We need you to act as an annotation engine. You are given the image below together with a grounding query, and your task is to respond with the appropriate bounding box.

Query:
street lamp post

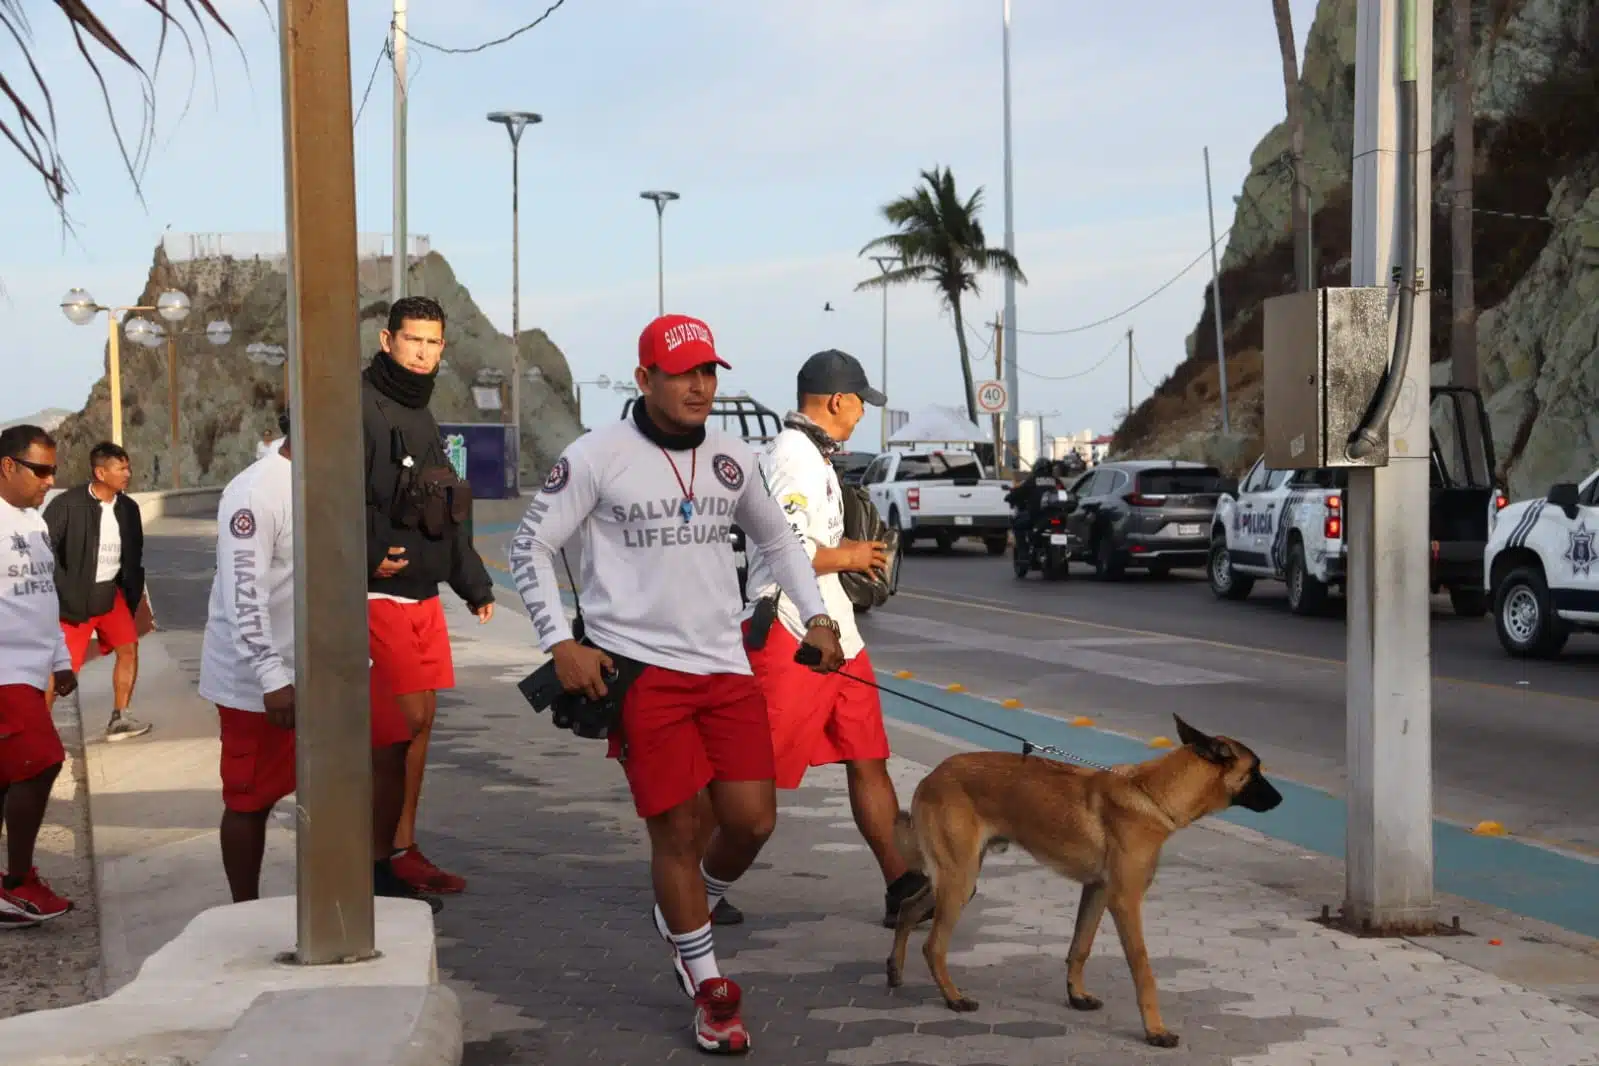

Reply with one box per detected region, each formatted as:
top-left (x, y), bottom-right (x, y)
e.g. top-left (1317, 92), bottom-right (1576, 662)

top-left (639, 191), bottom-right (680, 317)
top-left (62, 288), bottom-right (194, 446)
top-left (487, 110), bottom-right (543, 496)
top-left (869, 254), bottom-right (902, 451)
top-left (247, 343), bottom-right (291, 402)
top-left (125, 311), bottom-right (232, 488)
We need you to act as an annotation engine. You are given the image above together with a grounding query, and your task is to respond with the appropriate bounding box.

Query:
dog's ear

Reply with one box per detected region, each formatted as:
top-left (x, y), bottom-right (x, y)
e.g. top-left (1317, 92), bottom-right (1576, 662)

top-left (1174, 715), bottom-right (1233, 765)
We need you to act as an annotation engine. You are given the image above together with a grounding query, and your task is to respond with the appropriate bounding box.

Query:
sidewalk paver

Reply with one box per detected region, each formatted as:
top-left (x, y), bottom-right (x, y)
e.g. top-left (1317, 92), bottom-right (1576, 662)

top-left (417, 597), bottom-right (1599, 1066)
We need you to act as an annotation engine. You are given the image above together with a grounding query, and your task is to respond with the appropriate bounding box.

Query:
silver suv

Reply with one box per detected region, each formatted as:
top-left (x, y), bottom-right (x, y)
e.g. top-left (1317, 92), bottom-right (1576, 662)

top-left (1065, 460), bottom-right (1229, 578)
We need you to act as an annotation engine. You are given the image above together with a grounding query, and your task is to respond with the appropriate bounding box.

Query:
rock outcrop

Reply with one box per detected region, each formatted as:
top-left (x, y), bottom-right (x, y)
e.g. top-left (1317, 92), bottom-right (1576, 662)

top-left (1116, 0), bottom-right (1599, 498)
top-left (51, 247), bottom-right (584, 492)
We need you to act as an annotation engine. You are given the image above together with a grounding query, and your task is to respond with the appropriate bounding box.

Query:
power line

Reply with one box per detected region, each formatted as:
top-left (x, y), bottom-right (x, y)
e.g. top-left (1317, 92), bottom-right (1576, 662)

top-left (1014, 225), bottom-right (1232, 337)
top-left (1016, 334), bottom-right (1126, 382)
top-left (1130, 335), bottom-right (1160, 390)
top-left (397, 0), bottom-right (568, 55)
top-left (352, 38), bottom-right (390, 128)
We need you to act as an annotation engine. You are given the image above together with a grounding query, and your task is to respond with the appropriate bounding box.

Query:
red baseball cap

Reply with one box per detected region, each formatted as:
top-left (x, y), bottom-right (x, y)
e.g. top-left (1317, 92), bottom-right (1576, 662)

top-left (638, 314), bottom-right (732, 375)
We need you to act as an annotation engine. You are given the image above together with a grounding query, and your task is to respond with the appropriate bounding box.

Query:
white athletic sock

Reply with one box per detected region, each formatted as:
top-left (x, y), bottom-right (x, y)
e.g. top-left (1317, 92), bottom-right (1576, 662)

top-left (702, 862), bottom-right (735, 912)
top-left (670, 921), bottom-right (720, 989)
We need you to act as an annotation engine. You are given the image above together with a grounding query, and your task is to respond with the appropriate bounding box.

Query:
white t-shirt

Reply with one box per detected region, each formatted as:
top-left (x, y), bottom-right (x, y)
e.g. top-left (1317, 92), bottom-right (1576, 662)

top-left (197, 450), bottom-right (295, 712)
top-left (0, 497), bottom-right (72, 689)
top-left (93, 489), bottom-right (122, 583)
top-left (742, 428), bottom-right (865, 660)
top-left (508, 418), bottom-right (830, 676)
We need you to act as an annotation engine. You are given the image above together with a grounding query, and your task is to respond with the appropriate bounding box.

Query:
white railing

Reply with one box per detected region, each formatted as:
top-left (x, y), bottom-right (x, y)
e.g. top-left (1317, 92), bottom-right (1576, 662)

top-left (162, 232), bottom-right (432, 264)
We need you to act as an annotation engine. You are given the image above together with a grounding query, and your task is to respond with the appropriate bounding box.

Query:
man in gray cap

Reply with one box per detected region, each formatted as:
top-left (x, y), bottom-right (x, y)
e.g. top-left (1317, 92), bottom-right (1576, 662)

top-left (734, 349), bottom-right (929, 927)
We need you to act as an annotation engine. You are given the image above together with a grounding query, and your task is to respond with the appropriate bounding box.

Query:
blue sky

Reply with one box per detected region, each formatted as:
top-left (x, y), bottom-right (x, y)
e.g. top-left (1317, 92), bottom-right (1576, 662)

top-left (2, 0), bottom-right (1317, 447)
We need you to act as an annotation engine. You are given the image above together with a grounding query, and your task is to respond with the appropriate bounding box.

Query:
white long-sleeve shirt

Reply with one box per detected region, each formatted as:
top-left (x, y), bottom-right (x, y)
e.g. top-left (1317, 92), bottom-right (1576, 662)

top-left (0, 498), bottom-right (71, 690)
top-left (508, 419), bottom-right (830, 676)
top-left (742, 428), bottom-right (865, 660)
top-left (197, 449), bottom-right (295, 712)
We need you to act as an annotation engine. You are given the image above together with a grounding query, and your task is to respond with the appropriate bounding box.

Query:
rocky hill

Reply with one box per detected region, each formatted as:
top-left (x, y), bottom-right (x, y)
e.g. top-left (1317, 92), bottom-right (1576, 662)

top-left (1114, 0), bottom-right (1599, 499)
top-left (50, 246), bottom-right (584, 492)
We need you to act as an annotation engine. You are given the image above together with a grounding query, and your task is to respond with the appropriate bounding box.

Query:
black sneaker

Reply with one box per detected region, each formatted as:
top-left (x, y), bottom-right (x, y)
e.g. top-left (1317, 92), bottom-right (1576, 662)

top-left (711, 897), bottom-right (743, 926)
top-left (375, 860), bottom-right (443, 915)
top-left (106, 713), bottom-right (153, 742)
top-left (882, 871), bottom-right (931, 928)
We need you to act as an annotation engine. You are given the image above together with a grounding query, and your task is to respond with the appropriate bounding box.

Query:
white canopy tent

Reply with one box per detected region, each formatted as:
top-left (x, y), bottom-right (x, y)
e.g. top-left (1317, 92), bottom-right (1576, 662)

top-left (886, 405), bottom-right (988, 446)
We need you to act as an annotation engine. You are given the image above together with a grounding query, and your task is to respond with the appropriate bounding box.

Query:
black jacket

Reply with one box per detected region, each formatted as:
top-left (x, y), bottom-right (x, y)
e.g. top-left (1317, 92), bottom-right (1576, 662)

top-left (361, 363), bottom-right (495, 609)
top-left (43, 486), bottom-right (145, 624)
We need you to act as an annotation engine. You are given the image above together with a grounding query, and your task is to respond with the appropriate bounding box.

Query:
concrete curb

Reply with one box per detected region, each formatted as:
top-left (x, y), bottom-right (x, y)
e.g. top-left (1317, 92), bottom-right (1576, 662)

top-left (200, 983), bottom-right (463, 1066)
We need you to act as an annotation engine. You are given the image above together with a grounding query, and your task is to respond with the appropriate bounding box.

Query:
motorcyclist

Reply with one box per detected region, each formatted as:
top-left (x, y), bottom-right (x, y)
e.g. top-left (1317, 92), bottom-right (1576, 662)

top-left (1005, 458), bottom-right (1056, 540)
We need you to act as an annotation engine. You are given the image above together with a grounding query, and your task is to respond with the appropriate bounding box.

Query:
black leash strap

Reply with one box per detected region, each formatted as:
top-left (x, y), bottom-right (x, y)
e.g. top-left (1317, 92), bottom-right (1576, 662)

top-left (792, 644), bottom-right (1120, 773)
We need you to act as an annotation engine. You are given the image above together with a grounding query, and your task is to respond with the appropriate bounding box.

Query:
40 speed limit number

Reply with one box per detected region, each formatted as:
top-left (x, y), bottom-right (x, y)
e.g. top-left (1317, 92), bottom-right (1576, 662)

top-left (975, 380), bottom-right (1009, 415)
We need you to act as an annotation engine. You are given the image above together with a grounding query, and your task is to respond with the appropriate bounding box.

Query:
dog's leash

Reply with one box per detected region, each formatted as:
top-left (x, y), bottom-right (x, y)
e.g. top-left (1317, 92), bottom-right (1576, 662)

top-left (794, 644), bottom-right (1125, 775)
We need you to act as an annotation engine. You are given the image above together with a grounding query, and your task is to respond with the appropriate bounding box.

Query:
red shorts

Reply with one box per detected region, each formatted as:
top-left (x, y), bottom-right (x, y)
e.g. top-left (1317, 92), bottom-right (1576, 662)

top-left (605, 666), bottom-right (775, 819)
top-left (368, 597), bottom-right (455, 696)
top-left (745, 623), bottom-right (890, 789)
top-left (0, 684), bottom-right (66, 786)
top-left (61, 595), bottom-right (139, 672)
top-left (217, 674), bottom-right (415, 813)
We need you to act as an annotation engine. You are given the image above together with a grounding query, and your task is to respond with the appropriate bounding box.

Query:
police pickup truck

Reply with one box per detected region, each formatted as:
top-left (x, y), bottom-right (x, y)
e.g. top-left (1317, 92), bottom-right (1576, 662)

top-left (1485, 466), bottom-right (1599, 658)
top-left (1209, 386), bottom-right (1504, 617)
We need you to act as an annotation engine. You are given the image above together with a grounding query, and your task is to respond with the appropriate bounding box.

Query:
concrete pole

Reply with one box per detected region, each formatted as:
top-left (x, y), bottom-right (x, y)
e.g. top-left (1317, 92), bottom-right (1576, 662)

top-left (992, 314), bottom-right (1004, 471)
top-left (391, 0), bottom-right (408, 303)
top-left (1126, 328), bottom-right (1134, 418)
top-left (509, 133), bottom-right (521, 492)
top-left (279, 0), bottom-right (377, 965)
top-left (1203, 146), bottom-right (1231, 435)
top-left (1000, 0), bottom-right (1020, 464)
top-left (1344, 0), bottom-right (1435, 934)
top-left (871, 254), bottom-right (901, 452)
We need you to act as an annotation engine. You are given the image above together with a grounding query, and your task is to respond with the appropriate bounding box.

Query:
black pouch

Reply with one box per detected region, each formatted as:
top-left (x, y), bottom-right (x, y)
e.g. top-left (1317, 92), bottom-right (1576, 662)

top-left (743, 593), bottom-right (780, 650)
top-left (517, 643), bottom-right (645, 741)
top-left (414, 466), bottom-right (472, 539)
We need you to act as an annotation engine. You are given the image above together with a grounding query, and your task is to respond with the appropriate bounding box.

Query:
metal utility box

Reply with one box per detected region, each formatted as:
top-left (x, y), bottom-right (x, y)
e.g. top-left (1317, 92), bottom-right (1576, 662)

top-left (437, 422), bottom-right (519, 500)
top-left (1263, 286), bottom-right (1393, 470)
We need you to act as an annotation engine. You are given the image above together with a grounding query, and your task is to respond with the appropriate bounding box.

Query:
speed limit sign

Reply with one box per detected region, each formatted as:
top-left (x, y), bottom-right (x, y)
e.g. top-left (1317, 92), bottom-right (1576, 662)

top-left (975, 379), bottom-right (1009, 415)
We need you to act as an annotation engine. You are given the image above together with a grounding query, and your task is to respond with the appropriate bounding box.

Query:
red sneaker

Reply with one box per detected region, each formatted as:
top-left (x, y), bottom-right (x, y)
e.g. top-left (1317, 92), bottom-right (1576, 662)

top-left (693, 977), bottom-right (751, 1055)
top-left (389, 846), bottom-right (466, 895)
top-left (0, 869), bottom-right (72, 922)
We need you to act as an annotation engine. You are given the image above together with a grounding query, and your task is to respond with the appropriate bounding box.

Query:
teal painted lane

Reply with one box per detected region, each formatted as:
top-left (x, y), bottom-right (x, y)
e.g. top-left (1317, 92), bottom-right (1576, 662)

top-left (867, 671), bottom-right (1599, 940)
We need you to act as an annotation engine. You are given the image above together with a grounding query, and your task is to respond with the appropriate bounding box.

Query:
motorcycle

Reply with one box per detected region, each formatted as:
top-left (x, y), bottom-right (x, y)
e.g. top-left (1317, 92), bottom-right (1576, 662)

top-left (1012, 481), bottom-right (1078, 581)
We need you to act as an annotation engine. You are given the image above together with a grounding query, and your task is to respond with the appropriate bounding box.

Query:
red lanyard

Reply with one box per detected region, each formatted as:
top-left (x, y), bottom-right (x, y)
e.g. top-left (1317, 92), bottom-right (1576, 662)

top-left (661, 448), bottom-right (698, 523)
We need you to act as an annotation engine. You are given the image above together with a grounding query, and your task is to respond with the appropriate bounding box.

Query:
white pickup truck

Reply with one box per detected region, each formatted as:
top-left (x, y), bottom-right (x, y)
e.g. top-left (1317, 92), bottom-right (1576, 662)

top-left (859, 449), bottom-right (1013, 555)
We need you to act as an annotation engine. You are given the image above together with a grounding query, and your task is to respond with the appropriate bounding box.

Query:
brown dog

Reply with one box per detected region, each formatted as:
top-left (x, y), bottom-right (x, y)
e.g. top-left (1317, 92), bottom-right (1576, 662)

top-left (886, 715), bottom-right (1283, 1048)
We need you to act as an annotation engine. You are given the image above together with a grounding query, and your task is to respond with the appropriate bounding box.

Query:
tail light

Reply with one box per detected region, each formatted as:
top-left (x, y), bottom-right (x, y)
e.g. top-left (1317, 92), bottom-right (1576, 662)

top-left (1494, 492), bottom-right (1508, 511)
top-left (1126, 493), bottom-right (1166, 507)
top-left (1323, 494), bottom-right (1342, 540)
top-left (907, 487), bottom-right (920, 512)
top-left (1048, 516), bottom-right (1062, 528)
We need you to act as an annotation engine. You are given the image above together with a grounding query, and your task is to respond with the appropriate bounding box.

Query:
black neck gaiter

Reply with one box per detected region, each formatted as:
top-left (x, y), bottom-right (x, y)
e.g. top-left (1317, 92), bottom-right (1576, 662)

top-left (368, 349), bottom-right (437, 409)
top-left (631, 398), bottom-right (706, 452)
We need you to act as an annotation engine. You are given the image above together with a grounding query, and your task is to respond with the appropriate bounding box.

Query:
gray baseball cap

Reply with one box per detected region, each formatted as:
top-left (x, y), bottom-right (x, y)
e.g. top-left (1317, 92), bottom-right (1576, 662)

top-left (797, 349), bottom-right (887, 407)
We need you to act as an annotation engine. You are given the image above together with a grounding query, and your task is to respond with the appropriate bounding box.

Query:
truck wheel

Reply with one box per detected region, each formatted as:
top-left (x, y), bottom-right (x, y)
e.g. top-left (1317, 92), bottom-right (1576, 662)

top-left (1208, 535), bottom-right (1254, 601)
top-left (1012, 539), bottom-right (1031, 579)
top-left (985, 535), bottom-right (1009, 556)
top-left (1286, 541), bottom-right (1330, 616)
top-left (1449, 586), bottom-right (1489, 619)
top-left (1494, 566), bottom-right (1569, 658)
top-left (1093, 535), bottom-right (1126, 580)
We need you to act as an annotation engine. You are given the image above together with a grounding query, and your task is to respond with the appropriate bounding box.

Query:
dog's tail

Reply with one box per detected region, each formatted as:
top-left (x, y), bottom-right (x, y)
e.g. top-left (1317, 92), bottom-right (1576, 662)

top-left (893, 809), bottom-right (924, 873)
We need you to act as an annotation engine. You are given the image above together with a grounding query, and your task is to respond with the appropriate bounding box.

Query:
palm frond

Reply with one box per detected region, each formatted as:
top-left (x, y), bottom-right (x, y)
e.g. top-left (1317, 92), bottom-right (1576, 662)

top-left (1, 0), bottom-right (256, 219)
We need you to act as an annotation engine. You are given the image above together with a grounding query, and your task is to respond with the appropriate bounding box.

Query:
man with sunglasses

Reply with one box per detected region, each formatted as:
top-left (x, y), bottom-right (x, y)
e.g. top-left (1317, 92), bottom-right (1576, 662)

top-left (0, 425), bottom-right (77, 924)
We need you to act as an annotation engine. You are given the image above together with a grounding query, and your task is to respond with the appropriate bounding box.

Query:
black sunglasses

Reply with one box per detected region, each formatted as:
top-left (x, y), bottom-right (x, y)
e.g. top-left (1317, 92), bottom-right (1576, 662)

top-left (4, 457), bottom-right (56, 479)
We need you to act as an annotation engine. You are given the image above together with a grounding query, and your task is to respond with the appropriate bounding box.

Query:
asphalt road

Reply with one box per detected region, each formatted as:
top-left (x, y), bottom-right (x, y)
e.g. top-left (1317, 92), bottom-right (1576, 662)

top-left (862, 542), bottom-right (1599, 853)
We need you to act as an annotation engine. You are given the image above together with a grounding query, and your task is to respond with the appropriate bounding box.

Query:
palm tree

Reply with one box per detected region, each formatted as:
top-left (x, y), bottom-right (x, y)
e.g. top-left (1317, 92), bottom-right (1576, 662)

top-left (856, 166), bottom-right (1025, 426)
top-left (2, 1), bottom-right (242, 216)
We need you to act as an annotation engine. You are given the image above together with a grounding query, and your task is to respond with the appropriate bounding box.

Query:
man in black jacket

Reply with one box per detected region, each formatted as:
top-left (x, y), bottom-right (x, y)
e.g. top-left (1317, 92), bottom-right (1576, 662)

top-left (364, 296), bottom-right (496, 895)
top-left (42, 442), bottom-right (152, 741)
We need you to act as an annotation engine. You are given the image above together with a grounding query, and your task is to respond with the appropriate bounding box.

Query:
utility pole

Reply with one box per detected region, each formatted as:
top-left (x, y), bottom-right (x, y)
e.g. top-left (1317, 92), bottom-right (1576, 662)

top-left (871, 254), bottom-right (901, 452)
top-left (1451, 0), bottom-right (1484, 471)
top-left (640, 191), bottom-right (681, 318)
top-left (488, 111), bottom-right (542, 496)
top-left (1126, 328), bottom-right (1134, 419)
top-left (1345, 0), bottom-right (1435, 934)
top-left (1203, 146), bottom-right (1231, 435)
top-left (391, 0), bottom-right (408, 302)
top-left (280, 0), bottom-right (376, 963)
top-left (992, 314), bottom-right (1004, 471)
top-left (1000, 0), bottom-right (1021, 467)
